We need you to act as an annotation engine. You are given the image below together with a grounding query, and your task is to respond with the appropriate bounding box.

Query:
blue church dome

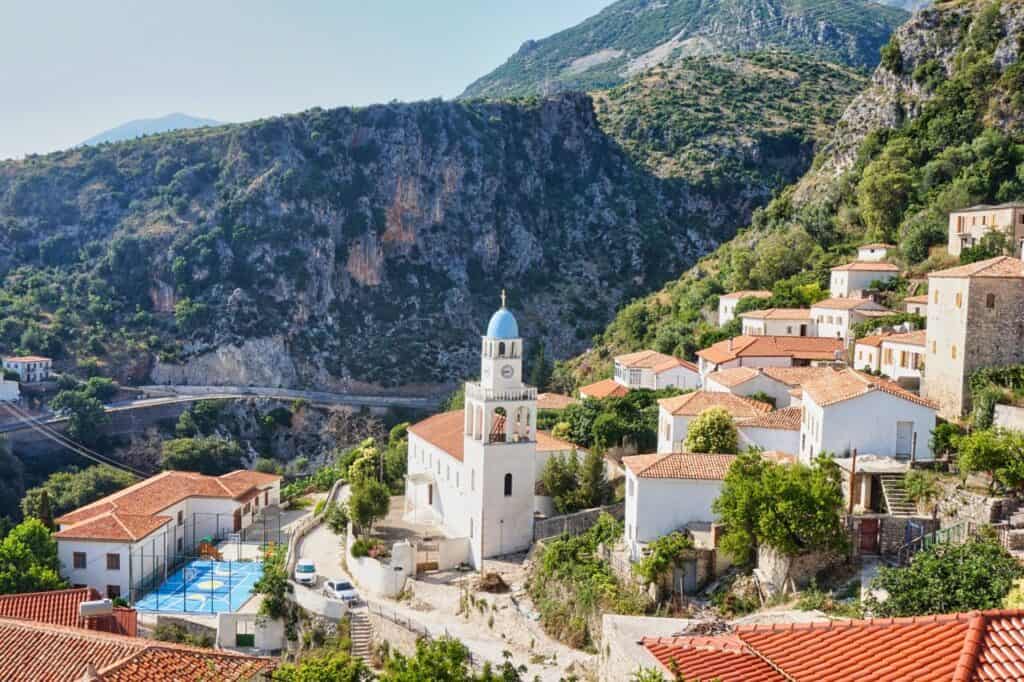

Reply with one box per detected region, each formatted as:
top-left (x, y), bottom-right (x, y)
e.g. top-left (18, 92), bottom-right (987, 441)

top-left (486, 296), bottom-right (519, 339)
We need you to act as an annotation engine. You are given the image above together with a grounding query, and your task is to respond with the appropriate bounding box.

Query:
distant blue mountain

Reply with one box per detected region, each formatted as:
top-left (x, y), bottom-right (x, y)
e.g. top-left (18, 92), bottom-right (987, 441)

top-left (875, 0), bottom-right (931, 10)
top-left (80, 113), bottom-right (223, 146)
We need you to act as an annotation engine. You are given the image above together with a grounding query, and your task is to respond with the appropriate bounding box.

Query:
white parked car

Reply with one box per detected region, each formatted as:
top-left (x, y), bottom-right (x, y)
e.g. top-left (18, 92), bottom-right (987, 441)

top-left (323, 579), bottom-right (359, 603)
top-left (294, 559), bottom-right (317, 586)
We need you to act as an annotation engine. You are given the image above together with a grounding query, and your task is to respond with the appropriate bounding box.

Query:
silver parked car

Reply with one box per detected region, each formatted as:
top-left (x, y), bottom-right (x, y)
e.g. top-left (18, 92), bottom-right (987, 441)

top-left (322, 579), bottom-right (359, 603)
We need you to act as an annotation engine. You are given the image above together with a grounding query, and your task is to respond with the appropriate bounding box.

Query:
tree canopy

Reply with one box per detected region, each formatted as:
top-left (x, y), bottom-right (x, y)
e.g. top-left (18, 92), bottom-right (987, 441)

top-left (161, 436), bottom-right (244, 475)
top-left (21, 465), bottom-right (136, 521)
top-left (712, 451), bottom-right (848, 564)
top-left (0, 518), bottom-right (65, 594)
top-left (50, 389), bottom-right (110, 447)
top-left (684, 407), bottom-right (739, 454)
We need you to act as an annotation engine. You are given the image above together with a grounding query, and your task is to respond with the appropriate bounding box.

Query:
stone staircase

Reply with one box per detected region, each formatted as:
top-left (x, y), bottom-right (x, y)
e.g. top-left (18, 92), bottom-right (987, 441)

top-left (880, 474), bottom-right (917, 517)
top-left (349, 609), bottom-right (373, 665)
top-left (1005, 509), bottom-right (1024, 557)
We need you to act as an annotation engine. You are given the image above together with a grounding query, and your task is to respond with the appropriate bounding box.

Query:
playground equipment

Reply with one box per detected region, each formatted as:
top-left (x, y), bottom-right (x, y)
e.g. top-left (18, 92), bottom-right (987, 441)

top-left (197, 541), bottom-right (222, 561)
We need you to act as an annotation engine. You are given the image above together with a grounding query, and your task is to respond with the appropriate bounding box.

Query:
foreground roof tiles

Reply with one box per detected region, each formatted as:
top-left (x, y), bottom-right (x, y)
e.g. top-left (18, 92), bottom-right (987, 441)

top-left (929, 255), bottom-right (1024, 279)
top-left (0, 588), bottom-right (135, 635)
top-left (615, 349), bottom-right (697, 373)
top-left (622, 453), bottom-right (736, 480)
top-left (658, 391), bottom-right (773, 418)
top-left (579, 378), bottom-right (630, 399)
top-left (644, 610), bottom-right (1024, 682)
top-left (697, 336), bottom-right (844, 364)
top-left (54, 469), bottom-right (281, 542)
top-left (0, 616), bottom-right (273, 681)
top-left (801, 368), bottom-right (937, 410)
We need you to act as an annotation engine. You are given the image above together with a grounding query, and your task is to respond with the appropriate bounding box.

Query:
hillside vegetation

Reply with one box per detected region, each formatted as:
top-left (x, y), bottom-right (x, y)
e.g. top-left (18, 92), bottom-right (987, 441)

top-left (461, 0), bottom-right (907, 99)
top-left (560, 0), bottom-right (1024, 388)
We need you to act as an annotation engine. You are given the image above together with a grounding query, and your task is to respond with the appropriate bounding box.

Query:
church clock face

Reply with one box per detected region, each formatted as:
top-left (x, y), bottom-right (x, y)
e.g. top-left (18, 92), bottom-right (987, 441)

top-left (500, 364), bottom-right (514, 379)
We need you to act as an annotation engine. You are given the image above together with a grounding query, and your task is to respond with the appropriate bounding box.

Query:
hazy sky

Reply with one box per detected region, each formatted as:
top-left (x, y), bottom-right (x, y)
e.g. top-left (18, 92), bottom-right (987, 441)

top-left (0, 1), bottom-right (610, 160)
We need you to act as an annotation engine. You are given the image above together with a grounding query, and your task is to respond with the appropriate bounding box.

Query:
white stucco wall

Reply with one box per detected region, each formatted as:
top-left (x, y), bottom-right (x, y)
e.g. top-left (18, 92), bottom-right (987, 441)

top-left (0, 381), bottom-right (18, 401)
top-left (857, 246), bottom-right (890, 262)
top-left (59, 538), bottom-right (139, 598)
top-left (800, 391), bottom-right (936, 464)
top-left (624, 472), bottom-right (722, 557)
top-left (879, 340), bottom-right (924, 382)
top-left (742, 317), bottom-right (813, 337)
top-left (830, 270), bottom-right (896, 298)
top-left (405, 432), bottom-right (468, 538)
top-left (657, 365), bottom-right (701, 391)
top-left (738, 425), bottom-right (799, 454)
top-left (853, 344), bottom-right (881, 373)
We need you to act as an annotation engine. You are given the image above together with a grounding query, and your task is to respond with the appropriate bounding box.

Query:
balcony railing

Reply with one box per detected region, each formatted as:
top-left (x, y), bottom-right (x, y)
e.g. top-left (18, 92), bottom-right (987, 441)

top-left (465, 383), bottom-right (537, 403)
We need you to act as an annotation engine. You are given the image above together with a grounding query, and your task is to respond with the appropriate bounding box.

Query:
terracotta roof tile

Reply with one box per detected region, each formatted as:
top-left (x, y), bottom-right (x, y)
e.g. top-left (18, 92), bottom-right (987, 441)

top-left (54, 511), bottom-right (172, 542)
top-left (697, 336), bottom-right (844, 364)
top-left (3, 355), bottom-right (51, 362)
top-left (739, 308), bottom-right (812, 320)
top-left (856, 334), bottom-right (888, 348)
top-left (642, 635), bottom-right (783, 681)
top-left (811, 297), bottom-right (888, 311)
top-left (801, 368), bottom-right (937, 410)
top-left (536, 430), bottom-right (579, 453)
top-left (719, 290), bottom-right (772, 300)
top-left (623, 453), bottom-right (736, 480)
top-left (0, 616), bottom-right (273, 681)
top-left (615, 350), bottom-right (696, 373)
top-left (883, 329), bottom-right (927, 347)
top-left (931, 256), bottom-right (1024, 279)
top-left (738, 407), bottom-right (802, 431)
top-left (0, 588), bottom-right (137, 636)
top-left (760, 366), bottom-right (839, 387)
top-left (536, 392), bottom-right (576, 410)
top-left (705, 366), bottom-right (761, 388)
top-left (904, 294), bottom-right (929, 304)
top-left (831, 261), bottom-right (900, 272)
top-left (658, 391), bottom-right (773, 418)
top-left (408, 410), bottom-right (465, 462)
top-left (759, 450), bottom-right (798, 465)
top-left (859, 242), bottom-right (895, 249)
top-left (579, 378), bottom-right (630, 399)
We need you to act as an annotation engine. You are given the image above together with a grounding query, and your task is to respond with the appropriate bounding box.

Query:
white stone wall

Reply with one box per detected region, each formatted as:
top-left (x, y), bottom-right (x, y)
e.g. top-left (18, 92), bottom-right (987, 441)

top-left (738, 425), bottom-right (799, 454)
top-left (947, 206), bottom-right (1024, 257)
top-left (656, 365), bottom-right (701, 391)
top-left (59, 538), bottom-right (136, 598)
top-left (464, 438), bottom-right (535, 566)
top-left (879, 340), bottom-right (924, 382)
top-left (625, 472), bottom-right (722, 559)
top-left (405, 432), bottom-right (468, 538)
top-left (858, 246), bottom-right (890, 261)
top-left (853, 343), bottom-right (881, 373)
top-left (741, 317), bottom-right (813, 337)
top-left (830, 270), bottom-right (896, 298)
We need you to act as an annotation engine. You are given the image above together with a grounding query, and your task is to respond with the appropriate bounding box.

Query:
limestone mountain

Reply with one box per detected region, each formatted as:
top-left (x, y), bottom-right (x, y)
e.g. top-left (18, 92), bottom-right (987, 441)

top-left (559, 0), bottom-right (1024, 389)
top-left (461, 0), bottom-right (908, 99)
top-left (0, 46), bottom-right (863, 392)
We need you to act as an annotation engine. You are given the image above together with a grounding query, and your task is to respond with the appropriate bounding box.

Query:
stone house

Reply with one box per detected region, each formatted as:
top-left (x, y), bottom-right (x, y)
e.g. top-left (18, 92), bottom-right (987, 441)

top-left (854, 330), bottom-right (926, 384)
top-left (704, 365), bottom-right (837, 409)
top-left (611, 350), bottom-right (700, 391)
top-left (922, 256), bottom-right (1024, 418)
top-left (716, 290), bottom-right (771, 326)
top-left (739, 308), bottom-right (814, 337)
top-left (695, 335), bottom-right (844, 377)
top-left (810, 297), bottom-right (890, 343)
top-left (829, 261), bottom-right (899, 298)
top-left (2, 355), bottom-right (52, 383)
top-left (857, 242), bottom-right (895, 262)
top-left (947, 202), bottom-right (1024, 257)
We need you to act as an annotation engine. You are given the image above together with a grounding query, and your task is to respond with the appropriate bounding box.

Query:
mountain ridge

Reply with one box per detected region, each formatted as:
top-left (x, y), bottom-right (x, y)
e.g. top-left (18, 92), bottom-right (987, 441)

top-left (80, 113), bottom-right (223, 147)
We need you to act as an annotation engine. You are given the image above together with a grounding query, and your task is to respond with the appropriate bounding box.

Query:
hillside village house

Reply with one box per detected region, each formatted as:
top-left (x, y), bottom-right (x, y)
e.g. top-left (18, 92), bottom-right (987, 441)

top-left (695, 335), bottom-right (844, 378)
top-left (579, 350), bottom-right (700, 399)
top-left (798, 368), bottom-right (937, 464)
top-left (704, 365), bottom-right (837, 408)
top-left (829, 261), bottom-right (900, 297)
top-left (737, 407), bottom-right (801, 455)
top-left (922, 256), bottom-right (1024, 418)
top-left (854, 330), bottom-right (926, 384)
top-left (622, 453), bottom-right (735, 563)
top-left (810, 297), bottom-right (890, 342)
top-left (656, 391), bottom-right (772, 454)
top-left (739, 308), bottom-right (813, 337)
top-left (54, 470), bottom-right (281, 600)
top-left (717, 290), bottom-right (771, 326)
top-left (405, 296), bottom-right (549, 567)
top-left (947, 202), bottom-right (1024, 257)
top-left (3, 355), bottom-right (51, 383)
top-left (857, 242), bottom-right (894, 262)
top-left (904, 293), bottom-right (929, 316)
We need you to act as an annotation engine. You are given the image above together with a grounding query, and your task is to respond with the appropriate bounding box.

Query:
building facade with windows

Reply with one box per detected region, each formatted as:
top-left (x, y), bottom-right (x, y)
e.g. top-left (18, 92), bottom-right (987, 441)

top-left (810, 298), bottom-right (890, 342)
top-left (922, 256), bottom-right (1024, 418)
top-left (947, 203), bottom-right (1024, 257)
top-left (829, 262), bottom-right (899, 298)
top-left (739, 309), bottom-right (814, 337)
top-left (857, 243), bottom-right (894, 262)
top-left (611, 350), bottom-right (700, 391)
top-left (2, 355), bottom-right (51, 383)
top-left (717, 290), bottom-right (772, 326)
top-left (54, 470), bottom-right (280, 600)
top-left (405, 296), bottom-right (541, 567)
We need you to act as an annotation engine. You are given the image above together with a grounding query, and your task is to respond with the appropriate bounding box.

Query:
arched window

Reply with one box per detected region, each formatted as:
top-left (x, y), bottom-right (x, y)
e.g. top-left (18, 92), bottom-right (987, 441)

top-left (503, 473), bottom-right (513, 497)
top-left (498, 342), bottom-right (506, 357)
top-left (987, 293), bottom-right (996, 309)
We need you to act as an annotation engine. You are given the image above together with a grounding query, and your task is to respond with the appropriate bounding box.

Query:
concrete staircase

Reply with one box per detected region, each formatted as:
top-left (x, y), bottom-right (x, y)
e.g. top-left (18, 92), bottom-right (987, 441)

top-left (349, 609), bottom-right (373, 665)
top-left (880, 474), bottom-right (917, 517)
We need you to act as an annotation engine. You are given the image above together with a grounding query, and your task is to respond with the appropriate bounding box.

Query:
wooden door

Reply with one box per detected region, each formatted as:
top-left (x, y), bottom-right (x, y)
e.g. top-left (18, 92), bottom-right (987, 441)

top-left (427, 484), bottom-right (433, 506)
top-left (233, 508), bottom-right (242, 532)
top-left (896, 421), bottom-right (913, 457)
top-left (860, 518), bottom-right (880, 554)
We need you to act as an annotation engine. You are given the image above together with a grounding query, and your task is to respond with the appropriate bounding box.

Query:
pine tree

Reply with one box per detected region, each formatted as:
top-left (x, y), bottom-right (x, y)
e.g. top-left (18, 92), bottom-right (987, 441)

top-left (528, 341), bottom-right (552, 391)
top-left (36, 490), bottom-right (52, 530)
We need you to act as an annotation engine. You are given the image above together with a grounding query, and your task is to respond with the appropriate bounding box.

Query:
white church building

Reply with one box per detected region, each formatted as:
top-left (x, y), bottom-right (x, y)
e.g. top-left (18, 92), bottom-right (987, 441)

top-left (405, 294), bottom-right (549, 568)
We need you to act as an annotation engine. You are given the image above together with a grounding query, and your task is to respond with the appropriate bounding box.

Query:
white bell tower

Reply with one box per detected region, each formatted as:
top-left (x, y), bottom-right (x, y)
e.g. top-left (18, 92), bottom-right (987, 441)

top-left (462, 290), bottom-right (537, 567)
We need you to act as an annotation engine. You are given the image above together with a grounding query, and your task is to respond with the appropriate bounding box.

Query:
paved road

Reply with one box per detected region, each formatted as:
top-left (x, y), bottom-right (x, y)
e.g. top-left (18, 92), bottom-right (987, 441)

top-left (139, 384), bottom-right (440, 410)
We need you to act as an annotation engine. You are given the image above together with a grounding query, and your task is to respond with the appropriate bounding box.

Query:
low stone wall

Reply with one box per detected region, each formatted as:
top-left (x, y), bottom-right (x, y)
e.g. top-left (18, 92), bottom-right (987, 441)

top-left (845, 515), bottom-right (939, 556)
top-left (756, 545), bottom-right (840, 595)
top-left (995, 404), bottom-right (1024, 432)
top-left (935, 480), bottom-right (1019, 527)
top-left (346, 523), bottom-right (415, 598)
top-left (216, 612), bottom-right (285, 653)
top-left (533, 502), bottom-right (625, 541)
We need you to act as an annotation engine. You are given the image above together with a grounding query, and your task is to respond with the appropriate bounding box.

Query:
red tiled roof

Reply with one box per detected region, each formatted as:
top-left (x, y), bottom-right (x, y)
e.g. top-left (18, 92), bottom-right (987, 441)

top-left (579, 378), bottom-right (630, 399)
top-left (623, 453), bottom-right (736, 480)
top-left (537, 392), bottom-right (576, 410)
top-left (3, 355), bottom-right (51, 363)
top-left (0, 588), bottom-right (136, 636)
top-left (856, 334), bottom-right (888, 348)
top-left (54, 469), bottom-right (280, 542)
top-left (705, 366), bottom-right (761, 388)
top-left (738, 407), bottom-right (802, 431)
top-left (615, 350), bottom-right (698, 374)
top-left (658, 391), bottom-right (773, 418)
top-left (739, 308), bottom-right (811, 320)
top-left (831, 261), bottom-right (900, 272)
top-left (882, 329), bottom-right (927, 347)
top-left (409, 410), bottom-right (466, 462)
top-left (720, 290), bottom-right (772, 301)
top-left (697, 336), bottom-right (844, 365)
top-left (811, 297), bottom-right (888, 311)
top-left (929, 256), bottom-right (1024, 279)
top-left (904, 294), bottom-right (929, 304)
top-left (801, 368), bottom-right (937, 410)
top-left (536, 430), bottom-right (580, 453)
top-left (0, 616), bottom-right (274, 681)
top-left (760, 366), bottom-right (838, 387)
top-left (859, 242), bottom-right (895, 249)
top-left (643, 610), bottom-right (1024, 682)
top-left (760, 450), bottom-right (798, 465)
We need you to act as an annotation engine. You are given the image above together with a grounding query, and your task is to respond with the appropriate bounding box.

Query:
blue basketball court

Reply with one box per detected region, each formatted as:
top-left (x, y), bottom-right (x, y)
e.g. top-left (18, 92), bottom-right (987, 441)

top-left (134, 559), bottom-right (263, 613)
